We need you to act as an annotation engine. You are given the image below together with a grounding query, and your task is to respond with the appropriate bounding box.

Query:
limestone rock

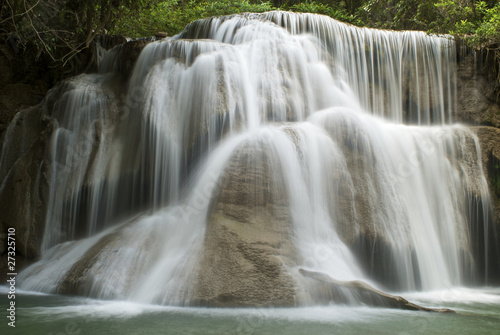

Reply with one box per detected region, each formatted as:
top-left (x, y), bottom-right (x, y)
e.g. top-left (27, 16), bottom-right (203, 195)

top-left (456, 53), bottom-right (500, 127)
top-left (57, 216), bottom-right (158, 299)
top-left (192, 144), bottom-right (298, 307)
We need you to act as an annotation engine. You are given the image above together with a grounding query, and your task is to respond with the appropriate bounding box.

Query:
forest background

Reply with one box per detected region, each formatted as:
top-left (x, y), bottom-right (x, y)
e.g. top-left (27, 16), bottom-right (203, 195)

top-left (1, 0), bottom-right (499, 87)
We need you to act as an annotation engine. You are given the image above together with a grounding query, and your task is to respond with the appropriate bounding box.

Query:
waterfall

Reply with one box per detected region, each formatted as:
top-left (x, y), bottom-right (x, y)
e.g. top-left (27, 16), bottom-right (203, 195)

top-left (9, 11), bottom-right (494, 305)
top-left (180, 11), bottom-right (456, 124)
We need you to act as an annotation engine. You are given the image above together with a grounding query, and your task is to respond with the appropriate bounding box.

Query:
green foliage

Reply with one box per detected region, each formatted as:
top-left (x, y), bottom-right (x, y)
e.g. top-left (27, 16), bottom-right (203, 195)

top-left (435, 0), bottom-right (482, 34)
top-left (203, 0), bottom-right (274, 16)
top-left (429, 0), bottom-right (500, 56)
top-left (471, 1), bottom-right (500, 45)
top-left (2, 0), bottom-right (499, 79)
top-left (357, 0), bottom-right (440, 31)
top-left (358, 0), bottom-right (498, 41)
top-left (111, 0), bottom-right (368, 38)
top-left (111, 1), bottom-right (275, 37)
top-left (288, 1), bottom-right (362, 25)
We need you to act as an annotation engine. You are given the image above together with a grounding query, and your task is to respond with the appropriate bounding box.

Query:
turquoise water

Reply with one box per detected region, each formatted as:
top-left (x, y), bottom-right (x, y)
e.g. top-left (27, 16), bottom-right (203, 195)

top-left (2, 287), bottom-right (500, 334)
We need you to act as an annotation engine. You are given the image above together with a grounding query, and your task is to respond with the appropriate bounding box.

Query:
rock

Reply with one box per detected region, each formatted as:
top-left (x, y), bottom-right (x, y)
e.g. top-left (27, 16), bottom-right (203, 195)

top-left (0, 106), bottom-right (55, 281)
top-left (24, 140), bottom-right (299, 305)
top-left (0, 84), bottom-right (48, 143)
top-left (452, 48), bottom-right (500, 284)
top-left (455, 52), bottom-right (500, 127)
top-left (299, 269), bottom-right (455, 312)
top-left (0, 70), bottom-right (145, 281)
top-left (57, 215), bottom-right (156, 298)
top-left (475, 127), bottom-right (500, 222)
top-left (192, 144), bottom-right (298, 307)
top-left (120, 40), bottom-right (151, 77)
top-left (155, 32), bottom-right (168, 39)
top-left (0, 34), bottom-right (134, 146)
top-left (474, 127), bottom-right (499, 211)
top-left (95, 35), bottom-right (128, 50)
top-left (473, 126), bottom-right (500, 283)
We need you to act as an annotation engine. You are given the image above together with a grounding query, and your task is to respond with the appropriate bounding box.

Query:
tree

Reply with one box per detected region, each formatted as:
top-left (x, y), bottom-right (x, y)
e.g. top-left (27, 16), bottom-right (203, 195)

top-left (0, 0), bottom-right (141, 65)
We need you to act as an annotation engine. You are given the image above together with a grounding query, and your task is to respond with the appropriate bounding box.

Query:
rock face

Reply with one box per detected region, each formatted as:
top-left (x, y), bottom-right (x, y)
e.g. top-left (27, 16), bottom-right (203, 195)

top-left (455, 49), bottom-right (500, 283)
top-left (192, 144), bottom-right (298, 307)
top-left (120, 40), bottom-right (152, 77)
top-left (0, 37), bottom-right (150, 282)
top-left (456, 51), bottom-right (500, 127)
top-left (0, 35), bottom-right (130, 145)
top-left (453, 48), bottom-right (500, 284)
top-left (473, 126), bottom-right (500, 283)
top-left (0, 107), bottom-right (54, 280)
top-left (475, 127), bottom-right (500, 224)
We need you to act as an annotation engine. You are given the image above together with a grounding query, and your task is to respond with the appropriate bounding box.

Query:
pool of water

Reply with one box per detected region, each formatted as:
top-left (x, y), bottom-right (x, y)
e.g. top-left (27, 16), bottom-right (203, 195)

top-left (2, 287), bottom-right (500, 334)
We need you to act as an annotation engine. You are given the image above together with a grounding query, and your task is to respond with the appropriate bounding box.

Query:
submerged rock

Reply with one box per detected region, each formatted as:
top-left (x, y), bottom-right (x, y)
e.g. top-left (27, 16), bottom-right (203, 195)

top-left (299, 269), bottom-right (455, 313)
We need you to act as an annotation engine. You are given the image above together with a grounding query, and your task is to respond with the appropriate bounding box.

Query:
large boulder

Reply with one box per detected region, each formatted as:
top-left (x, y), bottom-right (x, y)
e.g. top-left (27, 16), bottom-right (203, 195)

top-left (192, 144), bottom-right (298, 307)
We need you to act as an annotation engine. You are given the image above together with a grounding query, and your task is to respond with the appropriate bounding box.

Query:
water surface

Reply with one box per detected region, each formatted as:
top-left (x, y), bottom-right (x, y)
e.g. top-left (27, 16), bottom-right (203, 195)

top-left (2, 287), bottom-right (500, 334)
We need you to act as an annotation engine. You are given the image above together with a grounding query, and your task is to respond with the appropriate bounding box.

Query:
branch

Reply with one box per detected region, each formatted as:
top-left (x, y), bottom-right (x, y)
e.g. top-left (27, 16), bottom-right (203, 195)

top-left (0, 0), bottom-right (42, 25)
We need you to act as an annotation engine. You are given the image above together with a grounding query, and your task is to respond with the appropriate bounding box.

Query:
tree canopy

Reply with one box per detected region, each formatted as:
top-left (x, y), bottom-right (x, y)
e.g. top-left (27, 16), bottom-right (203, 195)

top-left (1, 0), bottom-right (499, 76)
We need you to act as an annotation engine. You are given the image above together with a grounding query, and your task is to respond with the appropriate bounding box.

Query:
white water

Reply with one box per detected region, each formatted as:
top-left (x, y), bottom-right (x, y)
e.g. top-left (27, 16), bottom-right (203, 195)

top-left (10, 11), bottom-right (494, 305)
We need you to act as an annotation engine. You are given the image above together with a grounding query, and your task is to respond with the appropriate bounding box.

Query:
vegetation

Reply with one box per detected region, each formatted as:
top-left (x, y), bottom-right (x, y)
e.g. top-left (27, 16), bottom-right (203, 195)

top-left (1, 0), bottom-right (499, 79)
top-left (0, 0), bottom-right (144, 64)
top-left (111, 0), bottom-right (275, 38)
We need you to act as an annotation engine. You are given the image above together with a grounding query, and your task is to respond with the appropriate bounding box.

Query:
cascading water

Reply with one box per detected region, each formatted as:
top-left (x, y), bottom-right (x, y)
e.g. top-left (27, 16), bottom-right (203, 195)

top-left (7, 11), bottom-right (495, 306)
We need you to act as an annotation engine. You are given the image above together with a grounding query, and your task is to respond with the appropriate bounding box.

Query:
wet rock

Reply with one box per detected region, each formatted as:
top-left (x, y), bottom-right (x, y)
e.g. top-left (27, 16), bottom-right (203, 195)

top-left (57, 215), bottom-right (158, 299)
top-left (456, 53), bottom-right (500, 127)
top-left (193, 144), bottom-right (298, 307)
top-left (95, 35), bottom-right (128, 50)
top-left (474, 126), bottom-right (500, 224)
top-left (299, 269), bottom-right (455, 312)
top-left (0, 35), bottom-right (130, 144)
top-left (121, 40), bottom-right (151, 77)
top-left (0, 106), bottom-right (55, 281)
top-left (473, 126), bottom-right (500, 283)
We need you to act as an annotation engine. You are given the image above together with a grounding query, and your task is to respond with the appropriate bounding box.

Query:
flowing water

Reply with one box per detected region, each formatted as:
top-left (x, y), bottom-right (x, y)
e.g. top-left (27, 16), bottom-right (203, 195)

top-left (2, 10), bottom-right (499, 332)
top-left (2, 287), bottom-right (500, 334)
